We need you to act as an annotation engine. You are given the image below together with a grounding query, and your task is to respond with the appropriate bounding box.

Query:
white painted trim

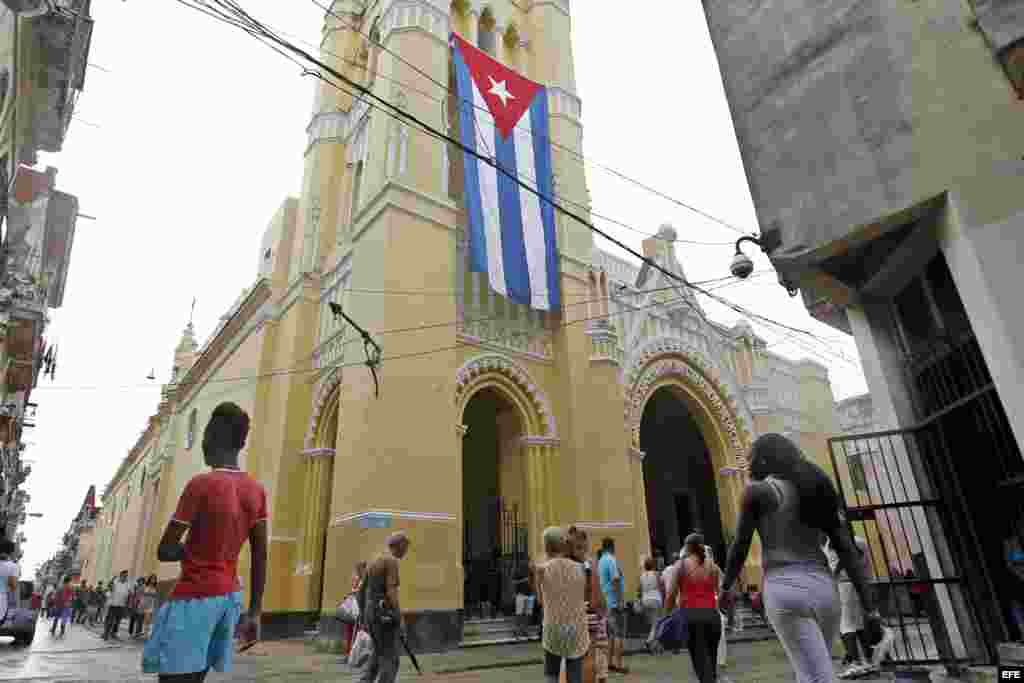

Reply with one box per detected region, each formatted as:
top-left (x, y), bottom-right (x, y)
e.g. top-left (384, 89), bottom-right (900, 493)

top-left (331, 509), bottom-right (457, 527)
top-left (572, 521), bottom-right (634, 530)
top-left (521, 436), bottom-right (560, 447)
top-left (301, 448), bottom-right (336, 459)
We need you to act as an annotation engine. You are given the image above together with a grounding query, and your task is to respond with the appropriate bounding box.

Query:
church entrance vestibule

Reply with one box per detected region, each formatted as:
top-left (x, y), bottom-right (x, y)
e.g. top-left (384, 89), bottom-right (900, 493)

top-left (641, 385), bottom-right (726, 564)
top-left (462, 387), bottom-right (529, 619)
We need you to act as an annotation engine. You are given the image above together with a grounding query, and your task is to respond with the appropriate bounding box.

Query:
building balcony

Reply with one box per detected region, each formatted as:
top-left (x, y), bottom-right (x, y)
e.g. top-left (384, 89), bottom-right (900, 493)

top-left (20, 1), bottom-right (93, 158)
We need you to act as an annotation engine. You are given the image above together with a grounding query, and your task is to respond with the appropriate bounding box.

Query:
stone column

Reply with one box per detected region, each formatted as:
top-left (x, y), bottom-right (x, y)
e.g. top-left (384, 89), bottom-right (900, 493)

top-left (299, 448), bottom-right (335, 609)
top-left (456, 423), bottom-right (468, 609)
top-left (523, 436), bottom-right (559, 557)
top-left (629, 447), bottom-right (649, 555)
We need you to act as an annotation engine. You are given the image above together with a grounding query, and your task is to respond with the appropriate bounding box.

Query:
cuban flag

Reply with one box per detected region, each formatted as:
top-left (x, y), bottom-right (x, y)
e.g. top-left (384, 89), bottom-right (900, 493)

top-left (451, 33), bottom-right (561, 312)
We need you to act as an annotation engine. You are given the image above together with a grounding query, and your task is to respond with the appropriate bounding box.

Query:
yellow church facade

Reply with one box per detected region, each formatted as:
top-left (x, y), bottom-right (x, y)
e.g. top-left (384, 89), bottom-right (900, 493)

top-left (85, 0), bottom-right (841, 647)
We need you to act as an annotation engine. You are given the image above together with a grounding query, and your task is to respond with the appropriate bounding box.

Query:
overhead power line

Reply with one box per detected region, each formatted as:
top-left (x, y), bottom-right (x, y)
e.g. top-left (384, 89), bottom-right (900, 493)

top-left (196, 4), bottom-right (735, 247)
top-left (308, 0), bottom-right (752, 238)
top-left (37, 290), bottom-right (695, 392)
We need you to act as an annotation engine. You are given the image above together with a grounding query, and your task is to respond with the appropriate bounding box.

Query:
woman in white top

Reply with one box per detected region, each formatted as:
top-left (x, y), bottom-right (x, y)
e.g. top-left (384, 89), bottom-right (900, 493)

top-left (0, 538), bottom-right (20, 622)
top-left (638, 556), bottom-right (662, 651)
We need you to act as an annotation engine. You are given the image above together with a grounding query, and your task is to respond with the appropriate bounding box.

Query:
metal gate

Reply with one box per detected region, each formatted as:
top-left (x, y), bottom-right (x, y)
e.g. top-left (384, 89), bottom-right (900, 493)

top-left (829, 424), bottom-right (988, 668)
top-left (463, 497), bottom-right (528, 620)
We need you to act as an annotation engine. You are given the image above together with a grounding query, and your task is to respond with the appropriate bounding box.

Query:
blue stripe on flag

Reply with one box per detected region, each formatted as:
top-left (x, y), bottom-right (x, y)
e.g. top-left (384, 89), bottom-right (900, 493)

top-left (453, 45), bottom-right (487, 276)
top-left (529, 89), bottom-right (561, 311)
top-left (494, 122), bottom-right (532, 305)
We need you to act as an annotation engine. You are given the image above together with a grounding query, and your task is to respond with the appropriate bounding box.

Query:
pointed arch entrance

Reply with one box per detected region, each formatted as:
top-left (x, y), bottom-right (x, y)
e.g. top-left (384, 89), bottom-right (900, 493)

top-left (455, 354), bottom-right (557, 619)
top-left (301, 369), bottom-right (342, 614)
top-left (624, 338), bottom-right (754, 567)
top-left (641, 385), bottom-right (726, 562)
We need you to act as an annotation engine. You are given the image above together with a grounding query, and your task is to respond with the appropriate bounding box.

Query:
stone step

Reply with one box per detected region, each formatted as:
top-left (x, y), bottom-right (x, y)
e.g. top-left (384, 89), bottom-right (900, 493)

top-left (461, 617), bottom-right (539, 648)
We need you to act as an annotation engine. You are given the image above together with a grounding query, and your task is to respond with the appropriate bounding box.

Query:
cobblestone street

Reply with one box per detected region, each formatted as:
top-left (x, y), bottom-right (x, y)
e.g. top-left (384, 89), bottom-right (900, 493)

top-left (0, 617), bottom-right (997, 683)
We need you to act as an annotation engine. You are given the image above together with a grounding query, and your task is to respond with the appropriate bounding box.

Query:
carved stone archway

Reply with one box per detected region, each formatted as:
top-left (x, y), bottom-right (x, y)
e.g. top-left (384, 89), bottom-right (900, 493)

top-left (624, 337), bottom-right (753, 463)
top-left (455, 354), bottom-right (556, 438)
top-left (455, 353), bottom-right (558, 561)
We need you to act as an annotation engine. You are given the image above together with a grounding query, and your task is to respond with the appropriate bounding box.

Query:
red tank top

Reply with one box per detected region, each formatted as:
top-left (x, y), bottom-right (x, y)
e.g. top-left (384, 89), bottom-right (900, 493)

top-left (678, 564), bottom-right (718, 609)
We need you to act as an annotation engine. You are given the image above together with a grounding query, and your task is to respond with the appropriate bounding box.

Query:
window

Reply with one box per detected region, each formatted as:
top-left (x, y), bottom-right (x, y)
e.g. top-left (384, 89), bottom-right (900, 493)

top-left (478, 8), bottom-right (496, 55)
top-left (186, 409), bottom-right (197, 449)
top-left (367, 20), bottom-right (381, 88)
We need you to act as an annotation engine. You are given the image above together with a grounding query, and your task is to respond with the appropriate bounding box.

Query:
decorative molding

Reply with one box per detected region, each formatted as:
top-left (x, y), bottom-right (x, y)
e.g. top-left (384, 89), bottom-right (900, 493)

top-left (294, 562), bottom-right (313, 576)
top-left (455, 353), bottom-right (557, 437)
top-left (331, 509), bottom-right (457, 527)
top-left (522, 435), bottom-right (560, 447)
top-left (458, 317), bottom-right (554, 361)
top-left (548, 86), bottom-right (582, 121)
top-left (301, 448), bottom-right (336, 459)
top-left (304, 367), bottom-right (344, 450)
top-left (270, 536), bottom-right (298, 543)
top-left (587, 324), bottom-right (622, 366)
top-left (628, 447), bottom-right (645, 461)
top-left (456, 424), bottom-right (468, 437)
top-left (379, 0), bottom-right (451, 48)
top-left (306, 111), bottom-right (349, 153)
top-left (624, 337), bottom-right (753, 461)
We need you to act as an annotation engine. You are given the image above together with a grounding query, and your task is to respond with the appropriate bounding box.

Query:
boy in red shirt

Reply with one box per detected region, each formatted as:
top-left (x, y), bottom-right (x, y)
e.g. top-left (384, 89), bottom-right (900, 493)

top-left (142, 402), bottom-right (268, 682)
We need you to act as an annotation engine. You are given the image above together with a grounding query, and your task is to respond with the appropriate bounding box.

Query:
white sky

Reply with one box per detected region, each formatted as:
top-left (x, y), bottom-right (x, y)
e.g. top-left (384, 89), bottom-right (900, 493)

top-left (19, 2), bottom-right (867, 575)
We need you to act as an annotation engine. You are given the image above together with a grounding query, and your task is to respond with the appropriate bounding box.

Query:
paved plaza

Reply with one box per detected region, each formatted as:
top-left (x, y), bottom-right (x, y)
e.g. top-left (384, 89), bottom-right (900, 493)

top-left (0, 616), bottom-right (1000, 683)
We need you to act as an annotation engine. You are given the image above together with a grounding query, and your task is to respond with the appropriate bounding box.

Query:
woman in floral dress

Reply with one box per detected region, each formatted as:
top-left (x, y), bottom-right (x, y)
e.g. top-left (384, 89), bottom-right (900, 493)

top-left (537, 527), bottom-right (589, 683)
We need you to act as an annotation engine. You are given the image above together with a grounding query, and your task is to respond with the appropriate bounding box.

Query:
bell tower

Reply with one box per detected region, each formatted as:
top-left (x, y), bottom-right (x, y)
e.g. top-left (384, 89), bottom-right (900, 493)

top-left (291, 1), bottom-right (624, 650)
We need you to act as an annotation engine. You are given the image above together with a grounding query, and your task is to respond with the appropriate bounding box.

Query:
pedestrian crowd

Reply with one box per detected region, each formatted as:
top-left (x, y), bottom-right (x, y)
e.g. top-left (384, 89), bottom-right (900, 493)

top-left (37, 570), bottom-right (162, 640)
top-left (14, 405), bottom-right (908, 683)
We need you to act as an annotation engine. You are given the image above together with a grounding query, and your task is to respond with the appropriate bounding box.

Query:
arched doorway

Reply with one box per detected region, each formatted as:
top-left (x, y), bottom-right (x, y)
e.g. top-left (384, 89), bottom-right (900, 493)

top-left (641, 386), bottom-right (726, 565)
top-left (462, 386), bottom-right (529, 619)
top-left (303, 382), bottom-right (339, 615)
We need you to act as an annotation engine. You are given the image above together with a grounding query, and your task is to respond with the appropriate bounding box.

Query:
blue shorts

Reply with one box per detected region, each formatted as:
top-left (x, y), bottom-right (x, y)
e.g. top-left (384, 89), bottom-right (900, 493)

top-left (142, 592), bottom-right (242, 675)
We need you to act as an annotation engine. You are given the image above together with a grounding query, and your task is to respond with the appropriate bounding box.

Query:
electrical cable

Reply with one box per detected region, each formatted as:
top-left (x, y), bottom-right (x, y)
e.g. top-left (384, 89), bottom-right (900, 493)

top-left (309, 0), bottom-right (751, 238)
top-left (36, 290), bottom-right (697, 392)
top-left (173, 0), bottom-right (859, 367)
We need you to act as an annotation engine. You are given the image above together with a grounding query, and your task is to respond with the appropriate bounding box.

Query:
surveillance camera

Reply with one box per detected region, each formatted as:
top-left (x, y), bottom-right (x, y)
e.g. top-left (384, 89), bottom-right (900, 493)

top-left (730, 251), bottom-right (755, 279)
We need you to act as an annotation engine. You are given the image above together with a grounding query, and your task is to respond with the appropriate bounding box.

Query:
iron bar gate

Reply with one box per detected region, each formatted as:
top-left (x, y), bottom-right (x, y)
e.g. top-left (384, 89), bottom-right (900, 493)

top-left (829, 426), bottom-right (987, 669)
top-left (463, 497), bottom-right (528, 620)
top-left (902, 329), bottom-right (1024, 653)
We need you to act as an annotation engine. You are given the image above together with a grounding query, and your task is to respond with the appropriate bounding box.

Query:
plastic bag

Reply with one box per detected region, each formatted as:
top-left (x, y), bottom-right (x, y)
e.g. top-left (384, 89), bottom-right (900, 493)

top-left (337, 593), bottom-right (360, 624)
top-left (348, 628), bottom-right (373, 668)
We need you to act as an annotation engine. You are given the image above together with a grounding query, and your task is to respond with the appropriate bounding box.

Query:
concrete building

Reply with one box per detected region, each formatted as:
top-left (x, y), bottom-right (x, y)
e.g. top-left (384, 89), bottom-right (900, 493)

top-left (0, 0), bottom-right (92, 552)
top-left (701, 0), bottom-right (1024, 664)
top-left (89, 0), bottom-right (850, 649)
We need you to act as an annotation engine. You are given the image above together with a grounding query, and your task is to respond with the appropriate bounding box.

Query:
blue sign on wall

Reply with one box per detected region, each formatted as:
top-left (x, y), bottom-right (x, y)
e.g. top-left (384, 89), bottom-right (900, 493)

top-left (359, 514), bottom-right (392, 530)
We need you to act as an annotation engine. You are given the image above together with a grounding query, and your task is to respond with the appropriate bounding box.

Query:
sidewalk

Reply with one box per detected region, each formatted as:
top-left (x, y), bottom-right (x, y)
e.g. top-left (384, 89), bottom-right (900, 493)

top-left (246, 638), bottom-right (999, 681)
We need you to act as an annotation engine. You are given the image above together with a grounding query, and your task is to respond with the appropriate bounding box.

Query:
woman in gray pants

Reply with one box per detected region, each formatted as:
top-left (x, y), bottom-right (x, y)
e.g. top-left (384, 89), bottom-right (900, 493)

top-left (719, 434), bottom-right (892, 683)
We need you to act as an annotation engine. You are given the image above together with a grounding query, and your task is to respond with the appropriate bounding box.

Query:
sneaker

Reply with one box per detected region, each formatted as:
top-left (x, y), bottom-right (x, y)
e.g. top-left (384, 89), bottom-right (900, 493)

top-left (871, 627), bottom-right (896, 667)
top-left (838, 662), bottom-right (871, 679)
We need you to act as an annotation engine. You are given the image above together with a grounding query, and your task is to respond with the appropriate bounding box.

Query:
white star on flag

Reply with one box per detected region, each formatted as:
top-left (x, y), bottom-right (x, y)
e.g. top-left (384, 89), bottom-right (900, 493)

top-left (487, 76), bottom-right (515, 107)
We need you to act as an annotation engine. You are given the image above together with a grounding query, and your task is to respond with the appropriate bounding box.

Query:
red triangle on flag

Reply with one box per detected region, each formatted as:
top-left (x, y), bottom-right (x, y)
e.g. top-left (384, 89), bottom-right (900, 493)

top-left (452, 33), bottom-right (543, 140)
